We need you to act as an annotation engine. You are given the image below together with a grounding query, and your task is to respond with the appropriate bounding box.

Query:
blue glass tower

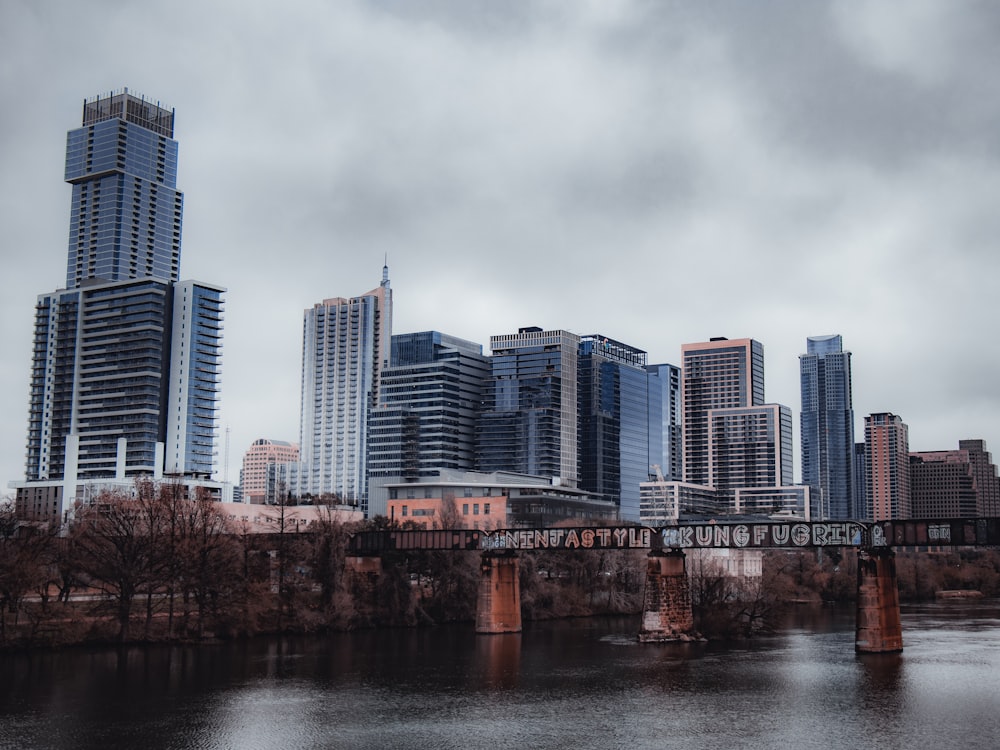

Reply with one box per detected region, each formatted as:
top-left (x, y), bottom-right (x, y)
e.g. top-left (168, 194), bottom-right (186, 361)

top-left (578, 335), bottom-right (650, 522)
top-left (800, 335), bottom-right (855, 519)
top-left (477, 327), bottom-right (580, 483)
top-left (64, 89), bottom-right (182, 288)
top-left (647, 363), bottom-right (682, 482)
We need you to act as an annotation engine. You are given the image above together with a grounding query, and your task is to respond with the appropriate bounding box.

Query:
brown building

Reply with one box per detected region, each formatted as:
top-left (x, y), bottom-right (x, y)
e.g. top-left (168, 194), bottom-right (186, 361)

top-left (241, 439), bottom-right (299, 505)
top-left (385, 470), bottom-right (618, 529)
top-left (960, 440), bottom-right (1000, 517)
top-left (910, 440), bottom-right (1000, 519)
top-left (865, 412), bottom-right (910, 521)
top-left (909, 450), bottom-right (978, 518)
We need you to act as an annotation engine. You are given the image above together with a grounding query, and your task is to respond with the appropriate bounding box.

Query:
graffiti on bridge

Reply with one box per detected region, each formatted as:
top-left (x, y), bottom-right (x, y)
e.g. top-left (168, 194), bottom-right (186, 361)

top-left (480, 527), bottom-right (652, 551)
top-left (658, 521), bottom-right (885, 550)
top-left (478, 522), bottom-right (889, 552)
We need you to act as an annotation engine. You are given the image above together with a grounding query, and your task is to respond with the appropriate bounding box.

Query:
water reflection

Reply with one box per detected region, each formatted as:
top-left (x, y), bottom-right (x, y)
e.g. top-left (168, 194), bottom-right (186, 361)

top-left (1, 604), bottom-right (1000, 750)
top-left (474, 633), bottom-right (521, 689)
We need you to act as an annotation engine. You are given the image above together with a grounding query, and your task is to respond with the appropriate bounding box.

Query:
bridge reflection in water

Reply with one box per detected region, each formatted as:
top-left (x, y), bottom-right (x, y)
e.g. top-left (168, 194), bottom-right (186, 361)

top-left (347, 518), bottom-right (1000, 654)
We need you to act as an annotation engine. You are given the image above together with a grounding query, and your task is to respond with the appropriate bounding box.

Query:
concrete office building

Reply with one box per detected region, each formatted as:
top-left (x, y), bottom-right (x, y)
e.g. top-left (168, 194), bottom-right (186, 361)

top-left (960, 439), bottom-right (1000, 517)
top-left (909, 440), bottom-right (1000, 519)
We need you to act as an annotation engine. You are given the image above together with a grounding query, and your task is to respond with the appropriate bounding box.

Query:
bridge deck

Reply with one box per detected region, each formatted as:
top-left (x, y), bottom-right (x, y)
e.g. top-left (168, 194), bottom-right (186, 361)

top-left (348, 518), bottom-right (1000, 554)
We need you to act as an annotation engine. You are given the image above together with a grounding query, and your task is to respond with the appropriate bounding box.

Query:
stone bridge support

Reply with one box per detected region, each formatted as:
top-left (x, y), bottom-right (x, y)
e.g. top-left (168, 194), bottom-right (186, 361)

top-left (476, 550), bottom-right (521, 634)
top-left (855, 547), bottom-right (903, 653)
top-left (639, 549), bottom-right (696, 642)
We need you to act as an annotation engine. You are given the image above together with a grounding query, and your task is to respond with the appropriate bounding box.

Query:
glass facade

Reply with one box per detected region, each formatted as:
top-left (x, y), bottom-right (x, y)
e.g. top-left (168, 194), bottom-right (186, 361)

top-left (167, 282), bottom-right (225, 477)
top-left (65, 90), bottom-right (182, 289)
top-left (21, 91), bottom-right (225, 501)
top-left (799, 334), bottom-right (855, 519)
top-left (367, 331), bottom-right (489, 482)
top-left (577, 335), bottom-right (650, 522)
top-left (477, 328), bottom-right (580, 483)
top-left (647, 363), bottom-right (682, 481)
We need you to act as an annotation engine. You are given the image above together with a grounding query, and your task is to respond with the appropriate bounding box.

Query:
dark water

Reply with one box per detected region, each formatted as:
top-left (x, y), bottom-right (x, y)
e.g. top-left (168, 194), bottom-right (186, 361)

top-left (2, 601), bottom-right (1000, 750)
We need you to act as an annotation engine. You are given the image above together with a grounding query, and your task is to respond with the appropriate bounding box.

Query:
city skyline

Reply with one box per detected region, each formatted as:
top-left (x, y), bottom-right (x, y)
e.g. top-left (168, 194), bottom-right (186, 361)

top-left (4, 2), bottom-right (1000, 494)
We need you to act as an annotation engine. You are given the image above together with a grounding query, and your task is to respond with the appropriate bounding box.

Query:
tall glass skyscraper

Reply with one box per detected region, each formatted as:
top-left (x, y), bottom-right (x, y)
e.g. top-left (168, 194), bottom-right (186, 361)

top-left (477, 327), bottom-right (580, 484)
top-left (297, 267), bottom-right (392, 512)
top-left (577, 335), bottom-right (650, 522)
top-left (799, 334), bottom-right (854, 519)
top-left (17, 90), bottom-right (224, 522)
top-left (646, 362), bottom-right (682, 482)
top-left (64, 90), bottom-right (182, 288)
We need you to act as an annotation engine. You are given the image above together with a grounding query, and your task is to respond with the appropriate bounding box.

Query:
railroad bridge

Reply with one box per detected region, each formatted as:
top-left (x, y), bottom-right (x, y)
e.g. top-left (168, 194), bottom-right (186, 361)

top-left (348, 518), bottom-right (1000, 653)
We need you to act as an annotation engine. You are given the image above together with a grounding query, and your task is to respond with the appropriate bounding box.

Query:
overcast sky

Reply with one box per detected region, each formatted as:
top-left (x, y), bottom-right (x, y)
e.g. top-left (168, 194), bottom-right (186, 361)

top-left (3, 0), bottom-right (1000, 493)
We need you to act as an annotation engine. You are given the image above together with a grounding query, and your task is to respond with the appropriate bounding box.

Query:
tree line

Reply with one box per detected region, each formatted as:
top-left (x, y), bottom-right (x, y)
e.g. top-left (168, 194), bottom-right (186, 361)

top-left (2, 485), bottom-right (998, 649)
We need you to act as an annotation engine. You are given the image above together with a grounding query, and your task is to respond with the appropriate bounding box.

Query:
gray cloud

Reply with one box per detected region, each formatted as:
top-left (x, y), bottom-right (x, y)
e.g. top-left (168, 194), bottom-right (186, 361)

top-left (2, 0), bottom-right (1000, 492)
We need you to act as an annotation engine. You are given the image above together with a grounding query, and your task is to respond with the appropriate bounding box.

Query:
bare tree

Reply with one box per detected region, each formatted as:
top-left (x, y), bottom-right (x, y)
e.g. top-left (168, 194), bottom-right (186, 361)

top-left (69, 488), bottom-right (157, 642)
top-left (0, 504), bottom-right (52, 643)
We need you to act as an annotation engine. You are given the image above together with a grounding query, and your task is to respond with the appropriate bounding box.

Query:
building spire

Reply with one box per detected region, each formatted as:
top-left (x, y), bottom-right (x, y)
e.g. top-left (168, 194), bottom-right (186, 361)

top-left (382, 255), bottom-right (390, 287)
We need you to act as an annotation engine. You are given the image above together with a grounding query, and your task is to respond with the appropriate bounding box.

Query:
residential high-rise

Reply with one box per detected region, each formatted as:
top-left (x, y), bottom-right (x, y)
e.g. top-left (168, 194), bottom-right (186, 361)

top-left (577, 335), bottom-right (650, 522)
top-left (864, 412), bottom-right (910, 521)
top-left (671, 337), bottom-right (804, 518)
top-left (800, 334), bottom-right (855, 519)
top-left (297, 267), bottom-right (392, 512)
top-left (16, 89), bottom-right (225, 522)
top-left (681, 337), bottom-right (764, 487)
top-left (366, 331), bottom-right (489, 518)
top-left (477, 327), bottom-right (580, 484)
top-left (709, 404), bottom-right (793, 492)
top-left (241, 439), bottom-right (300, 505)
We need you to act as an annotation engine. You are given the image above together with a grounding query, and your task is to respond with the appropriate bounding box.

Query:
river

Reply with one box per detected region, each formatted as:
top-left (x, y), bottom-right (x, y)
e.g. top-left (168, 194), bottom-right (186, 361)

top-left (2, 600), bottom-right (999, 749)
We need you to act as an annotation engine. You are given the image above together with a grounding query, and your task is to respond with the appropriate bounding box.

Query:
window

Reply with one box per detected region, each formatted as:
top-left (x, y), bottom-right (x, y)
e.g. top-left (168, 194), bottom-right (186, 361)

top-left (473, 504), bottom-right (480, 515)
top-left (402, 505), bottom-right (408, 516)
top-left (462, 504), bottom-right (469, 515)
top-left (484, 503), bottom-right (491, 515)
top-left (463, 487), bottom-right (473, 497)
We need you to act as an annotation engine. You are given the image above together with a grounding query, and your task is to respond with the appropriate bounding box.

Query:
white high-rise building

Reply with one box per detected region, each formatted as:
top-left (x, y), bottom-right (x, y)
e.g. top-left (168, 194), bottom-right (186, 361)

top-left (297, 266), bottom-right (391, 513)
